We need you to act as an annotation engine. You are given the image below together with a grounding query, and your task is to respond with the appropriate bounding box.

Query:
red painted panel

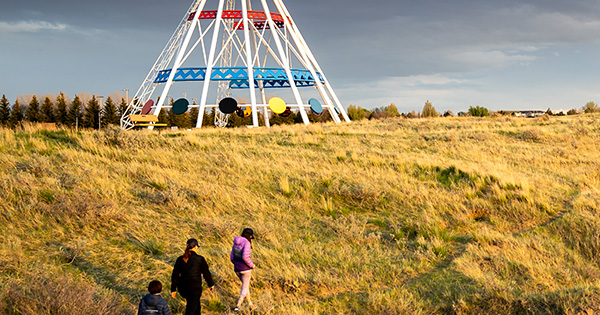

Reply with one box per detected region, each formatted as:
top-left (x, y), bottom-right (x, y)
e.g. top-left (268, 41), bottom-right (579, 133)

top-left (271, 13), bottom-right (284, 22)
top-left (188, 10), bottom-right (286, 28)
top-left (222, 10), bottom-right (243, 19)
top-left (199, 10), bottom-right (217, 19)
top-left (248, 10), bottom-right (267, 20)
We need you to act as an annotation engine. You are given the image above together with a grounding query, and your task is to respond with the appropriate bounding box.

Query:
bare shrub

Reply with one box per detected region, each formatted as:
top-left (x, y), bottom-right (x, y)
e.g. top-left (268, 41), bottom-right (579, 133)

top-left (521, 129), bottom-right (541, 141)
top-left (3, 272), bottom-right (129, 315)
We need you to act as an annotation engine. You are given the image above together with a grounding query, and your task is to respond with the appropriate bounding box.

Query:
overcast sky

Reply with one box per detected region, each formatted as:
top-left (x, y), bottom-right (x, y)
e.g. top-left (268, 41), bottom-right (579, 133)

top-left (2, 0), bottom-right (600, 113)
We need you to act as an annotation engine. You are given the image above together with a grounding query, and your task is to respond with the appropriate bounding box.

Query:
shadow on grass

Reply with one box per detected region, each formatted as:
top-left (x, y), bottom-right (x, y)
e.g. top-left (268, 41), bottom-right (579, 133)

top-left (513, 196), bottom-right (575, 238)
top-left (71, 259), bottom-right (143, 303)
top-left (302, 243), bottom-right (476, 314)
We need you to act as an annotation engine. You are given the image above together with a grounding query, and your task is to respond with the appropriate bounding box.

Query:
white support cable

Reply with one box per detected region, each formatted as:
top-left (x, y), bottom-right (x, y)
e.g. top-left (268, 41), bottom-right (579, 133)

top-left (241, 0), bottom-right (259, 127)
top-left (200, 20), bottom-right (216, 64)
top-left (260, 0), bottom-right (309, 124)
top-left (251, 25), bottom-right (283, 67)
top-left (125, 0), bottom-right (347, 130)
top-left (274, 0), bottom-right (350, 122)
top-left (152, 14), bottom-right (201, 121)
top-left (285, 25), bottom-right (291, 68)
top-left (246, 0), bottom-right (270, 127)
top-left (246, 22), bottom-right (282, 68)
top-left (233, 32), bottom-right (247, 67)
top-left (182, 22), bottom-right (214, 65)
top-left (263, 32), bottom-right (273, 67)
top-left (218, 20), bottom-right (246, 68)
top-left (196, 0), bottom-right (227, 128)
top-left (214, 0), bottom-right (235, 128)
top-left (271, 0), bottom-right (340, 123)
top-left (121, 0), bottom-right (205, 129)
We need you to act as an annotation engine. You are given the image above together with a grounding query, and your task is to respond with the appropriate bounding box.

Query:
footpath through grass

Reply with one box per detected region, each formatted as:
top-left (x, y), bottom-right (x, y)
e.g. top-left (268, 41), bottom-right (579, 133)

top-left (0, 115), bottom-right (599, 314)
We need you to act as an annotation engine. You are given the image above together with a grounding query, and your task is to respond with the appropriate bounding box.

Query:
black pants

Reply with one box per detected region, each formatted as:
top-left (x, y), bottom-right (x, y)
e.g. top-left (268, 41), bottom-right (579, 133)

top-left (184, 290), bottom-right (203, 315)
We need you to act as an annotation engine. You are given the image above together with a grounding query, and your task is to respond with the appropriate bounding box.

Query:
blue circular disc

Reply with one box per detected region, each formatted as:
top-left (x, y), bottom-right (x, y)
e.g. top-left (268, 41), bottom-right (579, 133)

top-left (172, 98), bottom-right (189, 115)
top-left (309, 98), bottom-right (323, 115)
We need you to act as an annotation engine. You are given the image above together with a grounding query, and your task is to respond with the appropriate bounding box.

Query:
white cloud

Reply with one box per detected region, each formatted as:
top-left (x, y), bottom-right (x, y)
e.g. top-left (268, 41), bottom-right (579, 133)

top-left (0, 21), bottom-right (68, 33)
top-left (336, 74), bottom-right (475, 110)
top-left (446, 50), bottom-right (537, 69)
top-left (394, 74), bottom-right (467, 87)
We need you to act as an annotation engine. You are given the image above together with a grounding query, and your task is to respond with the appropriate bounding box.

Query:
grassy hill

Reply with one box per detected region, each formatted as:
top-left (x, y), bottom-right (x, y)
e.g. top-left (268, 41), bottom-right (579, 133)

top-left (0, 115), bottom-right (599, 314)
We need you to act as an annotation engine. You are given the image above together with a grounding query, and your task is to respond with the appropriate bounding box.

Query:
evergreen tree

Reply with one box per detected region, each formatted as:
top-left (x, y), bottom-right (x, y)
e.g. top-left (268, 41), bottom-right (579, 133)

top-left (40, 96), bottom-right (55, 123)
top-left (0, 95), bottom-right (11, 125)
top-left (227, 109), bottom-right (245, 127)
top-left (189, 107), bottom-right (199, 128)
top-left (55, 92), bottom-right (68, 126)
top-left (158, 108), bottom-right (169, 126)
top-left (422, 100), bottom-right (438, 118)
top-left (168, 109), bottom-right (191, 129)
top-left (84, 96), bottom-right (100, 129)
top-left (270, 111), bottom-right (297, 125)
top-left (25, 95), bottom-right (40, 122)
top-left (102, 97), bottom-right (120, 126)
top-left (9, 100), bottom-right (24, 127)
top-left (202, 108), bottom-right (215, 127)
top-left (67, 95), bottom-right (83, 128)
top-left (118, 98), bottom-right (128, 117)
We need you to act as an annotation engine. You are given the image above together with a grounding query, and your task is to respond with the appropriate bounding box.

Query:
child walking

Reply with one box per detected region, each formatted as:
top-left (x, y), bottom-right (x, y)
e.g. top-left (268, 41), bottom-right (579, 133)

top-left (230, 228), bottom-right (256, 312)
top-left (138, 280), bottom-right (171, 315)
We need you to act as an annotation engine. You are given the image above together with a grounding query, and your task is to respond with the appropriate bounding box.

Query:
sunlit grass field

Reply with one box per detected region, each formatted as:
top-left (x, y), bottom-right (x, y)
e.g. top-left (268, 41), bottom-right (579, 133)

top-left (0, 114), bottom-right (599, 314)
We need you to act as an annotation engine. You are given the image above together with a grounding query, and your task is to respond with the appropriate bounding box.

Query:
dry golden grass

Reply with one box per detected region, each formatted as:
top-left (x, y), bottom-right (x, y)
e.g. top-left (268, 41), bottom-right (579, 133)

top-left (0, 115), bottom-right (599, 314)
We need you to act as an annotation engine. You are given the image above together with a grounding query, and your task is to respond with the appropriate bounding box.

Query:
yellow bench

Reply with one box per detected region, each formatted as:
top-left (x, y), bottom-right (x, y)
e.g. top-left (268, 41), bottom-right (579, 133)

top-left (129, 115), bottom-right (168, 127)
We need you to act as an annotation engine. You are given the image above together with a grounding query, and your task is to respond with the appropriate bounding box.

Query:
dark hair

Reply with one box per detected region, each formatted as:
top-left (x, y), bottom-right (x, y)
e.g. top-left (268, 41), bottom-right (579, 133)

top-left (183, 238), bottom-right (198, 263)
top-left (148, 280), bottom-right (162, 294)
top-left (241, 228), bottom-right (254, 248)
top-left (241, 228), bottom-right (254, 240)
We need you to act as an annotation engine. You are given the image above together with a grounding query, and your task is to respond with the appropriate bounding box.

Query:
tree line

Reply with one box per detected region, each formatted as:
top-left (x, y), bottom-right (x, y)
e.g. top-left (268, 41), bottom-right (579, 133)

top-left (346, 100), bottom-right (600, 121)
top-left (2, 93), bottom-right (598, 129)
top-left (0, 93), bottom-right (339, 130)
top-left (0, 93), bottom-right (126, 129)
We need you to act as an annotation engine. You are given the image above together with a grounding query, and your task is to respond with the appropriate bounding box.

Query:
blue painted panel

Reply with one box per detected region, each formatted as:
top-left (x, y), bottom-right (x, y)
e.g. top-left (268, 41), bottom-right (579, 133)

top-left (154, 67), bottom-right (323, 89)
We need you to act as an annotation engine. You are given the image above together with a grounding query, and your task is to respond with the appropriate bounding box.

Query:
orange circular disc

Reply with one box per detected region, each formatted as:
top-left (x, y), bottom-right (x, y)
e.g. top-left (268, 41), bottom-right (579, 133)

top-left (243, 106), bottom-right (252, 117)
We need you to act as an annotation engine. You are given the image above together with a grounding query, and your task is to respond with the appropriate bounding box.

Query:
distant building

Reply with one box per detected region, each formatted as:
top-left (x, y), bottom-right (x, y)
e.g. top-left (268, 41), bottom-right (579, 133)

top-left (498, 110), bottom-right (545, 118)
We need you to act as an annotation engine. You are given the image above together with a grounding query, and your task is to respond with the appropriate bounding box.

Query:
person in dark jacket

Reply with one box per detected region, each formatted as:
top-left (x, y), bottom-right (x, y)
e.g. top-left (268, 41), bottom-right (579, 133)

top-left (230, 228), bottom-right (256, 312)
top-left (171, 238), bottom-right (215, 315)
top-left (138, 280), bottom-right (171, 315)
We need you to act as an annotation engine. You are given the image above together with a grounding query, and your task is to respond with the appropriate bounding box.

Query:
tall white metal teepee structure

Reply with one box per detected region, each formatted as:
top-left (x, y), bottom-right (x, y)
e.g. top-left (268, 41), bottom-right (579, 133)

top-left (120, 0), bottom-right (350, 130)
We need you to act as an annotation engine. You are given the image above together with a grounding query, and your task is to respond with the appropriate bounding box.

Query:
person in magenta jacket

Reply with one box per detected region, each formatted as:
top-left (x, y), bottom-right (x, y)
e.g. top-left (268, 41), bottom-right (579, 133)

top-left (230, 228), bottom-right (256, 312)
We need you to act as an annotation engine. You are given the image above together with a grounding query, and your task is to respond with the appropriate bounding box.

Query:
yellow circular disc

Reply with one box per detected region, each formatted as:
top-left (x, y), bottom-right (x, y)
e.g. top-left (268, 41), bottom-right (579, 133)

top-left (244, 106), bottom-right (252, 117)
top-left (268, 97), bottom-right (286, 114)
